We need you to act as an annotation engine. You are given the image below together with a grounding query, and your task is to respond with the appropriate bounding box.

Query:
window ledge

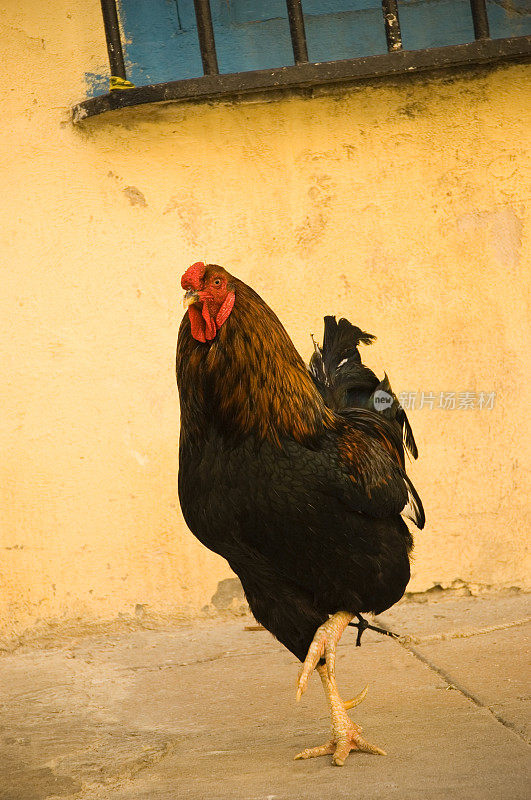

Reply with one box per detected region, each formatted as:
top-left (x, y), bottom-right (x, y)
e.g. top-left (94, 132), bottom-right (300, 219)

top-left (73, 36), bottom-right (530, 123)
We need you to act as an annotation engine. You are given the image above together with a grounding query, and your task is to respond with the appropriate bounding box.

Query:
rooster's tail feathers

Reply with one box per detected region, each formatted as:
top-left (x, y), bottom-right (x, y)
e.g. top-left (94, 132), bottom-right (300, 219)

top-left (321, 316), bottom-right (376, 374)
top-left (310, 316), bottom-right (418, 461)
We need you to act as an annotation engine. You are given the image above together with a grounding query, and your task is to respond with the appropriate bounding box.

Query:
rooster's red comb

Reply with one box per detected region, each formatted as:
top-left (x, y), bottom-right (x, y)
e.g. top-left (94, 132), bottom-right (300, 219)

top-left (181, 262), bottom-right (206, 291)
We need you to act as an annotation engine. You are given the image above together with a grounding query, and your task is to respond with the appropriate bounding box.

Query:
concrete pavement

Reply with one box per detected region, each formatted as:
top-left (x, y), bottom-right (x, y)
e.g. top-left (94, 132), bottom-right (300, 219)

top-left (1, 592), bottom-right (529, 800)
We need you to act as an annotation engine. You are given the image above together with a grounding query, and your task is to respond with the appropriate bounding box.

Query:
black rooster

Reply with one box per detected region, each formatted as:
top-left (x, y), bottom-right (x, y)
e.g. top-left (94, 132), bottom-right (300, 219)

top-left (176, 263), bottom-right (424, 765)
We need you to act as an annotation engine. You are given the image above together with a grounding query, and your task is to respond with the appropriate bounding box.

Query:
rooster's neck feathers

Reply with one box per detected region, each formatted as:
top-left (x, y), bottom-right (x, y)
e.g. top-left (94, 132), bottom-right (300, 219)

top-left (176, 279), bottom-right (334, 446)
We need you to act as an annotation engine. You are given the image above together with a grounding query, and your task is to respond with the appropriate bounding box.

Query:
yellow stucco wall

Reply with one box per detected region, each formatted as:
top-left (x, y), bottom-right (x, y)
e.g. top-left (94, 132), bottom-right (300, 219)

top-left (1, 2), bottom-right (529, 640)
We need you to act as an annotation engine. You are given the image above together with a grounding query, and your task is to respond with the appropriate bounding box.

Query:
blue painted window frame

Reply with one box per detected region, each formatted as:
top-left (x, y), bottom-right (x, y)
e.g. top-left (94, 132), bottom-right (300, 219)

top-left (85, 1), bottom-right (530, 97)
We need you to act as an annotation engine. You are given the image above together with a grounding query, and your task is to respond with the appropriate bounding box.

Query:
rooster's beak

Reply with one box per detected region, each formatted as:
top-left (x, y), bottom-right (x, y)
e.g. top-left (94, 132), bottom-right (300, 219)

top-left (183, 289), bottom-right (200, 308)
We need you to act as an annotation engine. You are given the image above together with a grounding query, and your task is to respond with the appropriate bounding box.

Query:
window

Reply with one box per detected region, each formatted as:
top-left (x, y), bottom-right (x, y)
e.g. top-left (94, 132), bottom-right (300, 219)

top-left (74, 0), bottom-right (530, 122)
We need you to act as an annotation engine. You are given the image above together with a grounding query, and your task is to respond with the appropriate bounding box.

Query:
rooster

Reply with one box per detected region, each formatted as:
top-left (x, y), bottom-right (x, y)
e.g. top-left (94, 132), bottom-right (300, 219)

top-left (176, 262), bottom-right (424, 766)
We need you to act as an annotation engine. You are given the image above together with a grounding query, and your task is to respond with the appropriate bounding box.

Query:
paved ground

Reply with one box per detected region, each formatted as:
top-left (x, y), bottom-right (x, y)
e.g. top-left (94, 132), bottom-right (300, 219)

top-left (1, 592), bottom-right (529, 800)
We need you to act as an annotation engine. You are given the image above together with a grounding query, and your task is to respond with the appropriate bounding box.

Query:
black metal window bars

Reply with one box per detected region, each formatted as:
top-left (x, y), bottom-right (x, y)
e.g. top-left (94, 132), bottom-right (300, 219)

top-left (72, 0), bottom-right (530, 121)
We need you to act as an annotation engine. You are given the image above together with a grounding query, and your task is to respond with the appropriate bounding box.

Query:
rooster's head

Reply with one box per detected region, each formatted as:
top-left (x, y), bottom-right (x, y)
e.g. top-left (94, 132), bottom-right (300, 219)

top-left (181, 262), bottom-right (236, 343)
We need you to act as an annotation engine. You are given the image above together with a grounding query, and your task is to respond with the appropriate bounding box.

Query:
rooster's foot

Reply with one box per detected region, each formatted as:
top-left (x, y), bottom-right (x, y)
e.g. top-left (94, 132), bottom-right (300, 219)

top-left (295, 664), bottom-right (385, 766)
top-left (294, 722), bottom-right (385, 766)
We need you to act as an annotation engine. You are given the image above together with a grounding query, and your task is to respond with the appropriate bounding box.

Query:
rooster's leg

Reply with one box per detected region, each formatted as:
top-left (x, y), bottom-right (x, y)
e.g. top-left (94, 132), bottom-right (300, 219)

top-left (296, 611), bottom-right (353, 699)
top-left (294, 611), bottom-right (385, 765)
top-left (295, 665), bottom-right (386, 766)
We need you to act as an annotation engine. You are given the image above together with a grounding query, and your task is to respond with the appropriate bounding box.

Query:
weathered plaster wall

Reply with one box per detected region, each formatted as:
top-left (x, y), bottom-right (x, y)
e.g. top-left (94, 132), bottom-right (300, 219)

top-left (1, 2), bottom-right (529, 639)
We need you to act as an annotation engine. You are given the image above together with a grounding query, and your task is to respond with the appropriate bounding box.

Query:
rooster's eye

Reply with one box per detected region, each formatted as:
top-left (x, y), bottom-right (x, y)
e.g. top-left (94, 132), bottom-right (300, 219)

top-left (213, 278), bottom-right (221, 286)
